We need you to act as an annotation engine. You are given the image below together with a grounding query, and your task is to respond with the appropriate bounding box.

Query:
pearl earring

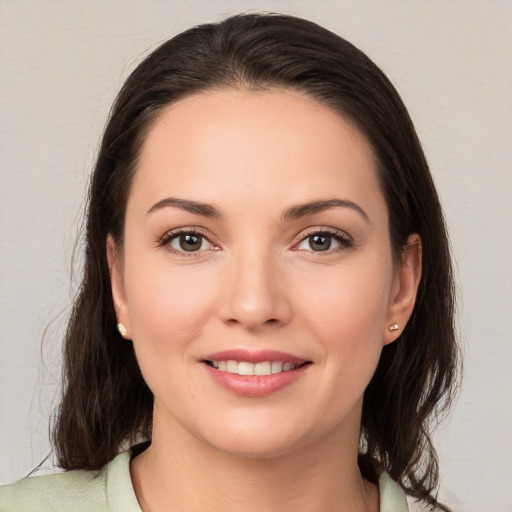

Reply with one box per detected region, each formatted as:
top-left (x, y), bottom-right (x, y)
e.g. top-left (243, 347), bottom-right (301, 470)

top-left (389, 323), bottom-right (399, 332)
top-left (117, 323), bottom-right (128, 338)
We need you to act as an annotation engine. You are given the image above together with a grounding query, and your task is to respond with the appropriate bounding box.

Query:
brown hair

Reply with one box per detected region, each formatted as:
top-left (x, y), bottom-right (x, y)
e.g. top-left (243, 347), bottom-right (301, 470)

top-left (53, 13), bottom-right (460, 510)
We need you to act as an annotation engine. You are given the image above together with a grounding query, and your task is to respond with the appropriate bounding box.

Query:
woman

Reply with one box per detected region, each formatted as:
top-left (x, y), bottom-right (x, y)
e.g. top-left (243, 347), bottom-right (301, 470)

top-left (0, 13), bottom-right (459, 512)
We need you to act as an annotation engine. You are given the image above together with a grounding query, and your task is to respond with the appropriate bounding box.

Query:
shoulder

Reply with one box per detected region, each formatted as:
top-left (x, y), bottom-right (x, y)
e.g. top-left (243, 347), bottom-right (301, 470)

top-left (0, 467), bottom-right (107, 512)
top-left (378, 471), bottom-right (410, 512)
top-left (378, 473), bottom-right (442, 512)
top-left (0, 451), bottom-right (140, 512)
top-left (406, 496), bottom-right (444, 512)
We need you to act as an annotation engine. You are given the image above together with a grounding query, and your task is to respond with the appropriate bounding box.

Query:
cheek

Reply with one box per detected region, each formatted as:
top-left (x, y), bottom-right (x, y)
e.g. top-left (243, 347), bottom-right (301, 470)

top-left (123, 260), bottom-right (222, 405)
top-left (299, 260), bottom-right (392, 410)
top-left (298, 257), bottom-right (393, 342)
top-left (124, 257), bottom-right (220, 350)
top-left (296, 255), bottom-right (393, 386)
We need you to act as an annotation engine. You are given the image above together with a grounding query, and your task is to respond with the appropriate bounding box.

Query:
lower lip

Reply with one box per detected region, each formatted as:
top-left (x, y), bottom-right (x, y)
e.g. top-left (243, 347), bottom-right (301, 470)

top-left (203, 363), bottom-right (310, 397)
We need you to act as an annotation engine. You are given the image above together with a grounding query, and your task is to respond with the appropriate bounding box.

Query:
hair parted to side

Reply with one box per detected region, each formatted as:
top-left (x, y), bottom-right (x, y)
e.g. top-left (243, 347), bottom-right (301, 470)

top-left (53, 13), bottom-right (459, 510)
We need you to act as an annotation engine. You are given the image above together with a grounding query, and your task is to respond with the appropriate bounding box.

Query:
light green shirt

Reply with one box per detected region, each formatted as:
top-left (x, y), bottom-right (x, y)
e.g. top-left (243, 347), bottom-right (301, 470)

top-left (0, 451), bottom-right (409, 511)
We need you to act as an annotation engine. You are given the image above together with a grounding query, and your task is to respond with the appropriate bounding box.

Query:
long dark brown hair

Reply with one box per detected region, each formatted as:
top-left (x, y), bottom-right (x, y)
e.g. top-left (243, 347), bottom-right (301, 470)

top-left (53, 13), bottom-right (460, 510)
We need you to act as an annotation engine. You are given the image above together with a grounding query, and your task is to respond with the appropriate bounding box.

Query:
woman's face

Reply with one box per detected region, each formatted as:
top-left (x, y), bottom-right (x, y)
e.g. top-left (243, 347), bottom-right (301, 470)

top-left (110, 88), bottom-right (419, 457)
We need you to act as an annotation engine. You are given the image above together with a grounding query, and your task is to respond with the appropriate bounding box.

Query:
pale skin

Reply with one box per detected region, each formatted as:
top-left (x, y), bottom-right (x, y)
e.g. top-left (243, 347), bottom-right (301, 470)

top-left (108, 88), bottom-right (422, 512)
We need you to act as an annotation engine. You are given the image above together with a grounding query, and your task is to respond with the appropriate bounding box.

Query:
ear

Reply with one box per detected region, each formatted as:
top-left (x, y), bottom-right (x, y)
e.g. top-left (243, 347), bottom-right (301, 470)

top-left (107, 235), bottom-right (131, 339)
top-left (384, 234), bottom-right (422, 345)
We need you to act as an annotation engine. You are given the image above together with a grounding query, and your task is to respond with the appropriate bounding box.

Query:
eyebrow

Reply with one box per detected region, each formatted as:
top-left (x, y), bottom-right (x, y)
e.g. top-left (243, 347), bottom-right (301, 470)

top-left (147, 197), bottom-right (221, 217)
top-left (146, 197), bottom-right (369, 223)
top-left (282, 199), bottom-right (370, 223)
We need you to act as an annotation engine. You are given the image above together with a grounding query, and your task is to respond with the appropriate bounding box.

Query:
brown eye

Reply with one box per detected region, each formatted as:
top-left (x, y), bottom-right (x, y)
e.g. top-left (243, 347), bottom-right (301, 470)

top-left (298, 233), bottom-right (339, 252)
top-left (179, 234), bottom-right (202, 251)
top-left (168, 232), bottom-right (212, 253)
top-left (296, 230), bottom-right (351, 253)
top-left (308, 234), bottom-right (332, 251)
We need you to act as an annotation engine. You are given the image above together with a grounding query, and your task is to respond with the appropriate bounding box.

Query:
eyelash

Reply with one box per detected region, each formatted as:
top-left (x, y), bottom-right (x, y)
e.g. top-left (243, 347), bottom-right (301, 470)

top-left (158, 227), bottom-right (353, 256)
top-left (293, 228), bottom-right (354, 254)
top-left (158, 227), bottom-right (218, 256)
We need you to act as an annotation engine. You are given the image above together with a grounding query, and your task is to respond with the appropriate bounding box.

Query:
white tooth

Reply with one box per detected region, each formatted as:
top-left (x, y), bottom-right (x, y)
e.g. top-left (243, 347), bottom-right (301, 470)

top-left (226, 360), bottom-right (238, 373)
top-left (271, 361), bottom-right (283, 374)
top-left (218, 361), bottom-right (227, 371)
top-left (283, 362), bottom-right (294, 371)
top-left (238, 362), bottom-right (255, 376)
top-left (212, 361), bottom-right (219, 369)
top-left (254, 361), bottom-right (272, 376)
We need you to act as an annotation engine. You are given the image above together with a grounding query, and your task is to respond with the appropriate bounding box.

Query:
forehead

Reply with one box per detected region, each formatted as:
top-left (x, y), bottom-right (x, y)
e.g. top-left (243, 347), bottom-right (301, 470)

top-left (131, 88), bottom-right (385, 218)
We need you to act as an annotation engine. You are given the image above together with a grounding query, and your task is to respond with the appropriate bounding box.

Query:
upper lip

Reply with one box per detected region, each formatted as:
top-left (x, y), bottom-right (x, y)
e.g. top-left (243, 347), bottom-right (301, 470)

top-left (202, 349), bottom-right (309, 364)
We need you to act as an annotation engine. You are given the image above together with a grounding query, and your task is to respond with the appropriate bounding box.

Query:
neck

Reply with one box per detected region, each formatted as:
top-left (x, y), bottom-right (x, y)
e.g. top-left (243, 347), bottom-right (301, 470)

top-left (130, 409), bottom-right (378, 512)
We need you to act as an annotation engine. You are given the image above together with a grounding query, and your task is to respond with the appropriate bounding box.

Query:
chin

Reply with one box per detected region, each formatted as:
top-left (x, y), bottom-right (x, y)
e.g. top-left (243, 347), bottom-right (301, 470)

top-left (204, 432), bottom-right (303, 460)
top-left (193, 412), bottom-right (317, 461)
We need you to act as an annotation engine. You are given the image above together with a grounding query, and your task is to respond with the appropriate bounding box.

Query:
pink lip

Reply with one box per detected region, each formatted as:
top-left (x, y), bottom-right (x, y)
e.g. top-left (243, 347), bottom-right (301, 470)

top-left (203, 349), bottom-right (307, 364)
top-left (203, 363), bottom-right (310, 397)
top-left (200, 349), bottom-right (311, 398)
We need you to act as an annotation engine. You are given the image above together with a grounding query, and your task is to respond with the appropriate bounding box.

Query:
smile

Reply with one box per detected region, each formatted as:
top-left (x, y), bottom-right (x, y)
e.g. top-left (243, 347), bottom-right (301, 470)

top-left (202, 349), bottom-right (311, 396)
top-left (207, 360), bottom-right (302, 376)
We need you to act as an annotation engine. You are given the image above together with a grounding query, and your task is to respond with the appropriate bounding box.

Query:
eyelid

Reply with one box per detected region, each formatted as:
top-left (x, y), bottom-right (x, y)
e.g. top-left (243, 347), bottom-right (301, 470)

top-left (157, 225), bottom-right (353, 255)
top-left (158, 226), bottom-right (219, 255)
top-left (292, 226), bottom-right (354, 252)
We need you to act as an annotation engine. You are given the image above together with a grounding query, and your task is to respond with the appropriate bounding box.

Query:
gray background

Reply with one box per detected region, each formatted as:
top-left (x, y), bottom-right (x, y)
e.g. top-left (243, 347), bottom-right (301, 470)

top-left (1, 1), bottom-right (511, 510)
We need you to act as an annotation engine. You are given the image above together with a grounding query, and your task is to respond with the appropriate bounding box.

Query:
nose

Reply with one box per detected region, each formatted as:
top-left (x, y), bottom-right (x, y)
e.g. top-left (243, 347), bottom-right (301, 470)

top-left (218, 248), bottom-right (292, 331)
